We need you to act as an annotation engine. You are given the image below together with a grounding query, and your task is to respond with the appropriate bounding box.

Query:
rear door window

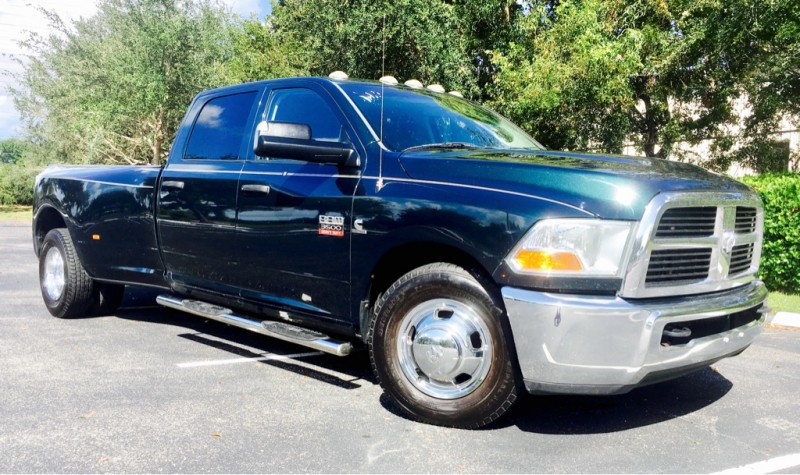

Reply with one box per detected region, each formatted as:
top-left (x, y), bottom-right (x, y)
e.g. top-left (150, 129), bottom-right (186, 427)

top-left (184, 91), bottom-right (258, 160)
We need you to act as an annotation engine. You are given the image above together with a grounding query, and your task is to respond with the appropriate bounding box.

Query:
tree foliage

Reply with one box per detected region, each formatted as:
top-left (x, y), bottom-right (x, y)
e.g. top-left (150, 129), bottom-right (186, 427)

top-left (10, 0), bottom-right (233, 165)
top-left (0, 138), bottom-right (38, 205)
top-left (6, 0), bottom-right (800, 170)
top-left (488, 0), bottom-right (753, 159)
top-left (489, 0), bottom-right (642, 153)
top-left (704, 0), bottom-right (800, 171)
top-left (0, 138), bottom-right (28, 164)
top-left (265, 0), bottom-right (480, 97)
top-left (221, 16), bottom-right (307, 84)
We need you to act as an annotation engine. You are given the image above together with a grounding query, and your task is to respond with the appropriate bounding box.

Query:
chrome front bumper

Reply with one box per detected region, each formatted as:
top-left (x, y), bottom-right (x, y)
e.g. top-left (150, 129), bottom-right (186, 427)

top-left (502, 281), bottom-right (767, 395)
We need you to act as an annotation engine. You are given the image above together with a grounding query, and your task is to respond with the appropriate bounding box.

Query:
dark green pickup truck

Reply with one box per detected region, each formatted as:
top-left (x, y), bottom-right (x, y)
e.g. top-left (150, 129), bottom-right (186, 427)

top-left (32, 75), bottom-right (767, 428)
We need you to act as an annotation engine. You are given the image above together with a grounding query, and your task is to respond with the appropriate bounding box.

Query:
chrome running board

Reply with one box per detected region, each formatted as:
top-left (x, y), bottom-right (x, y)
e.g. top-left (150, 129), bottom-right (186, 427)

top-left (156, 294), bottom-right (352, 356)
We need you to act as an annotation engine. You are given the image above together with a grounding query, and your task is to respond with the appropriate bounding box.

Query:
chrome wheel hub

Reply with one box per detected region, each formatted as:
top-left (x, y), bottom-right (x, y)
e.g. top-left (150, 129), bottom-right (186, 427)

top-left (43, 247), bottom-right (66, 301)
top-left (397, 299), bottom-right (492, 399)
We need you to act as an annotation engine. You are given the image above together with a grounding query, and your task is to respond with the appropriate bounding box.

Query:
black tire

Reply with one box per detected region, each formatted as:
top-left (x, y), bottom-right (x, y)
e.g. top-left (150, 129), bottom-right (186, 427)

top-left (90, 283), bottom-right (125, 316)
top-left (368, 263), bottom-right (520, 429)
top-left (38, 228), bottom-right (95, 318)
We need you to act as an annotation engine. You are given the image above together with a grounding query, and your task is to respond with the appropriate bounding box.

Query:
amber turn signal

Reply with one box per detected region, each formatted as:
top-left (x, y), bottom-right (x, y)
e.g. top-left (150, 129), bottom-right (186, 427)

top-left (514, 250), bottom-right (583, 272)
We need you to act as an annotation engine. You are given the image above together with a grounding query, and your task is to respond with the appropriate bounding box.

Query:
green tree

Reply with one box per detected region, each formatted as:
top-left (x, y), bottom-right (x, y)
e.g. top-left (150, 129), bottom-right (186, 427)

top-left (489, 0), bottom-right (637, 152)
top-left (489, 0), bottom-right (747, 157)
top-left (704, 0), bottom-right (800, 171)
top-left (265, 0), bottom-right (479, 97)
top-left (0, 139), bottom-right (39, 205)
top-left (449, 1), bottom-right (527, 100)
top-left (9, 0), bottom-right (798, 170)
top-left (10, 0), bottom-right (234, 165)
top-left (0, 138), bottom-right (28, 164)
top-left (222, 18), bottom-right (307, 84)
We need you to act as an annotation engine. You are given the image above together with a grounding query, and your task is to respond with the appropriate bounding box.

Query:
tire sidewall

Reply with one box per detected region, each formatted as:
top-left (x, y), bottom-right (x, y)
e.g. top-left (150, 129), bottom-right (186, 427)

top-left (39, 231), bottom-right (69, 315)
top-left (38, 229), bottom-right (92, 318)
top-left (370, 265), bottom-right (518, 428)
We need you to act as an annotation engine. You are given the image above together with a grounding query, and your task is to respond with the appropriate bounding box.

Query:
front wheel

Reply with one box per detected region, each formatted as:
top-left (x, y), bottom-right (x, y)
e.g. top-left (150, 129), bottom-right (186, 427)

top-left (368, 263), bottom-right (520, 428)
top-left (39, 228), bottom-right (95, 318)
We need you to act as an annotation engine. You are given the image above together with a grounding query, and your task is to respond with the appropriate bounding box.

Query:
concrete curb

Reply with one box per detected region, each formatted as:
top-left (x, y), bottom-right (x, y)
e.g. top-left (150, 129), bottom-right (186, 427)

top-left (771, 312), bottom-right (800, 329)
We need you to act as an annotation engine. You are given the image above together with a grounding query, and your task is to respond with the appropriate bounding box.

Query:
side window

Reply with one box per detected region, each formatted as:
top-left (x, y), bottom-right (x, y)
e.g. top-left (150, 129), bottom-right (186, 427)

top-left (266, 88), bottom-right (343, 142)
top-left (184, 91), bottom-right (257, 160)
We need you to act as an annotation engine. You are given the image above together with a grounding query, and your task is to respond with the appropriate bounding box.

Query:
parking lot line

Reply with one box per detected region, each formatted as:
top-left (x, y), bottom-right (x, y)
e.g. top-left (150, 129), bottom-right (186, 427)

top-left (177, 351), bottom-right (324, 368)
top-left (711, 453), bottom-right (800, 475)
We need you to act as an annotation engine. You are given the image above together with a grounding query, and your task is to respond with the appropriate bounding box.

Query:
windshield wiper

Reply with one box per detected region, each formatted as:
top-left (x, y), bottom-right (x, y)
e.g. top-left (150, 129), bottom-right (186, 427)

top-left (401, 142), bottom-right (478, 153)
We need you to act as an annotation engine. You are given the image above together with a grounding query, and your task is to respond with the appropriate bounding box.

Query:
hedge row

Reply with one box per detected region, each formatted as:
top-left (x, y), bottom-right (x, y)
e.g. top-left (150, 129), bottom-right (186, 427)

top-left (0, 164), bottom-right (39, 206)
top-left (741, 173), bottom-right (800, 294)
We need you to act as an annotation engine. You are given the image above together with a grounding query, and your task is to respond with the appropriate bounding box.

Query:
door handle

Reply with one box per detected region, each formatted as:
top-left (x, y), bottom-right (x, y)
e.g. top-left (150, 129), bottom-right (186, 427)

top-left (161, 180), bottom-right (185, 190)
top-left (240, 184), bottom-right (271, 195)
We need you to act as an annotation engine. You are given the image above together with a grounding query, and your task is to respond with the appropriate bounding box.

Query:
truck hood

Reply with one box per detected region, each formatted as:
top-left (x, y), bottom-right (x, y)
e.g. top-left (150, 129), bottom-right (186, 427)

top-left (397, 149), bottom-right (753, 220)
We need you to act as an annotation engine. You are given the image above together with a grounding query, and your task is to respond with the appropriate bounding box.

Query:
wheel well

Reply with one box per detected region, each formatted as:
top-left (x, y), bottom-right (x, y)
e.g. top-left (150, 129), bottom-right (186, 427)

top-left (366, 242), bottom-right (497, 313)
top-left (34, 206), bottom-right (67, 256)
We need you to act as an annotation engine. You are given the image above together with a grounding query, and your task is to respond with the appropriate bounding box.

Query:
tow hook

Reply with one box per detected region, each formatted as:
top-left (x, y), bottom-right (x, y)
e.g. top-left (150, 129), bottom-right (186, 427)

top-left (663, 326), bottom-right (692, 338)
top-left (661, 325), bottom-right (692, 347)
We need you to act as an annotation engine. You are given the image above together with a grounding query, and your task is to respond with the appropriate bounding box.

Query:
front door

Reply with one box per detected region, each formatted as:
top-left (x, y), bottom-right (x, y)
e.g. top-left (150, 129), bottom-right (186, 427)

top-left (235, 85), bottom-right (363, 323)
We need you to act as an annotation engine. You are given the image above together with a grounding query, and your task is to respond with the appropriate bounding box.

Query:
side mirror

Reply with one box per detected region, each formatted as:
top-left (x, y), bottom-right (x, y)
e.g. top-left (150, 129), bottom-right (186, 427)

top-left (256, 121), bottom-right (311, 140)
top-left (254, 121), bottom-right (360, 167)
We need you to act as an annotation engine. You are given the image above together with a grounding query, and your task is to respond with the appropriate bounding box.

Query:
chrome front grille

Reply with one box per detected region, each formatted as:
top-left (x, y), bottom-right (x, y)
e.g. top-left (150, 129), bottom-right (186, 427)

top-left (655, 206), bottom-right (716, 238)
top-left (735, 207), bottom-right (757, 233)
top-left (621, 192), bottom-right (763, 298)
top-left (729, 243), bottom-right (755, 275)
top-left (645, 248), bottom-right (712, 285)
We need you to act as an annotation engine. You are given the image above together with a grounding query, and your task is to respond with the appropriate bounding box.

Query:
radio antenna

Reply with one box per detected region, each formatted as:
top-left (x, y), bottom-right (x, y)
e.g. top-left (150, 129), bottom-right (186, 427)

top-left (376, 14), bottom-right (386, 192)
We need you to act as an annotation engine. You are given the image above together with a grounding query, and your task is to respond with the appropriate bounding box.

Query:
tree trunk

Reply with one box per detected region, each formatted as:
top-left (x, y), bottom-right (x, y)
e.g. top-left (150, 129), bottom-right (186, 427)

top-left (152, 110), bottom-right (165, 165)
top-left (641, 94), bottom-right (659, 158)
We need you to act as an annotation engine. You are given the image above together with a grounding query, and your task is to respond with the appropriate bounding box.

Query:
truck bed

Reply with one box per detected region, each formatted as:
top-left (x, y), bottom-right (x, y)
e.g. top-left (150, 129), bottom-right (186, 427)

top-left (33, 165), bottom-right (166, 288)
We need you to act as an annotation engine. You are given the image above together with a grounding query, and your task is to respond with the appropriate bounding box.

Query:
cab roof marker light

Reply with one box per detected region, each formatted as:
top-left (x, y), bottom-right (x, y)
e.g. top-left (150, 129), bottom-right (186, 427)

top-left (426, 84), bottom-right (446, 93)
top-left (379, 75), bottom-right (398, 85)
top-left (328, 71), bottom-right (349, 80)
top-left (448, 91), bottom-right (464, 98)
top-left (404, 79), bottom-right (423, 89)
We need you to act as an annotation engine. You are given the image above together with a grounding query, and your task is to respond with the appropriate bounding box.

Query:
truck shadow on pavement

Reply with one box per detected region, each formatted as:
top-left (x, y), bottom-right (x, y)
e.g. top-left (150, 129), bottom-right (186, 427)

top-left (497, 368), bottom-right (733, 433)
top-left (377, 366), bottom-right (732, 433)
top-left (114, 286), bottom-right (733, 434)
top-left (113, 287), bottom-right (377, 391)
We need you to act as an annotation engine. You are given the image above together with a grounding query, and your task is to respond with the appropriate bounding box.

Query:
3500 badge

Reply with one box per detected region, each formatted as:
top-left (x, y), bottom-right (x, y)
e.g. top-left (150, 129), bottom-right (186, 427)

top-left (318, 214), bottom-right (345, 237)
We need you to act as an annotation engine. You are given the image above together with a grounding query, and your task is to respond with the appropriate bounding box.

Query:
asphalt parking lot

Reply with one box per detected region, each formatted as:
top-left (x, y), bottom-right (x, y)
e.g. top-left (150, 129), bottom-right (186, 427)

top-left (2, 222), bottom-right (799, 473)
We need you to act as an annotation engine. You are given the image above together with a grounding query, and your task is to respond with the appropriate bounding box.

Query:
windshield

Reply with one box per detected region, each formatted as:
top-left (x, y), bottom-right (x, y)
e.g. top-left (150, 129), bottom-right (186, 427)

top-left (339, 83), bottom-right (544, 152)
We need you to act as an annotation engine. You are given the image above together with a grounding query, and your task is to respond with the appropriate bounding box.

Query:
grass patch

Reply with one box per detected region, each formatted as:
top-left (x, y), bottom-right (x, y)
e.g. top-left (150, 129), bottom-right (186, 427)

top-left (768, 291), bottom-right (800, 313)
top-left (0, 205), bottom-right (32, 221)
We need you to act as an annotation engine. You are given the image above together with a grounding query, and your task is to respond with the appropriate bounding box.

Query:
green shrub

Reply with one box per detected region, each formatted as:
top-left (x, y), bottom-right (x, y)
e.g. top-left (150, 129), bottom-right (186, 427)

top-left (0, 163), bottom-right (40, 206)
top-left (741, 173), bottom-right (800, 293)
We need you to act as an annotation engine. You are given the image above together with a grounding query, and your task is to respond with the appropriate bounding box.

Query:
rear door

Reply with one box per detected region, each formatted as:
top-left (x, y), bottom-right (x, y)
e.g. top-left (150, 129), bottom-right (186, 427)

top-left (235, 84), bottom-right (363, 322)
top-left (158, 89), bottom-right (261, 293)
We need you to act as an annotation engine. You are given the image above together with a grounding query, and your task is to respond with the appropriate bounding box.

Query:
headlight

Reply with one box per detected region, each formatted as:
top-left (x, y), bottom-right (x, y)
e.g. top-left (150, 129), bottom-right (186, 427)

top-left (507, 219), bottom-right (635, 277)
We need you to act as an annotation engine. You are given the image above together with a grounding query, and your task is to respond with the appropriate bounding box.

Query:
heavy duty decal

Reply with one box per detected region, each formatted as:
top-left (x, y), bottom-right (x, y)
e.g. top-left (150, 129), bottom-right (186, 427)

top-left (318, 214), bottom-right (345, 237)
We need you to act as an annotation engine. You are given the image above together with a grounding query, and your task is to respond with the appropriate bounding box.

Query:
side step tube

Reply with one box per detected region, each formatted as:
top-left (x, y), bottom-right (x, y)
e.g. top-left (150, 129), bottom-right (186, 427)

top-left (156, 294), bottom-right (352, 356)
